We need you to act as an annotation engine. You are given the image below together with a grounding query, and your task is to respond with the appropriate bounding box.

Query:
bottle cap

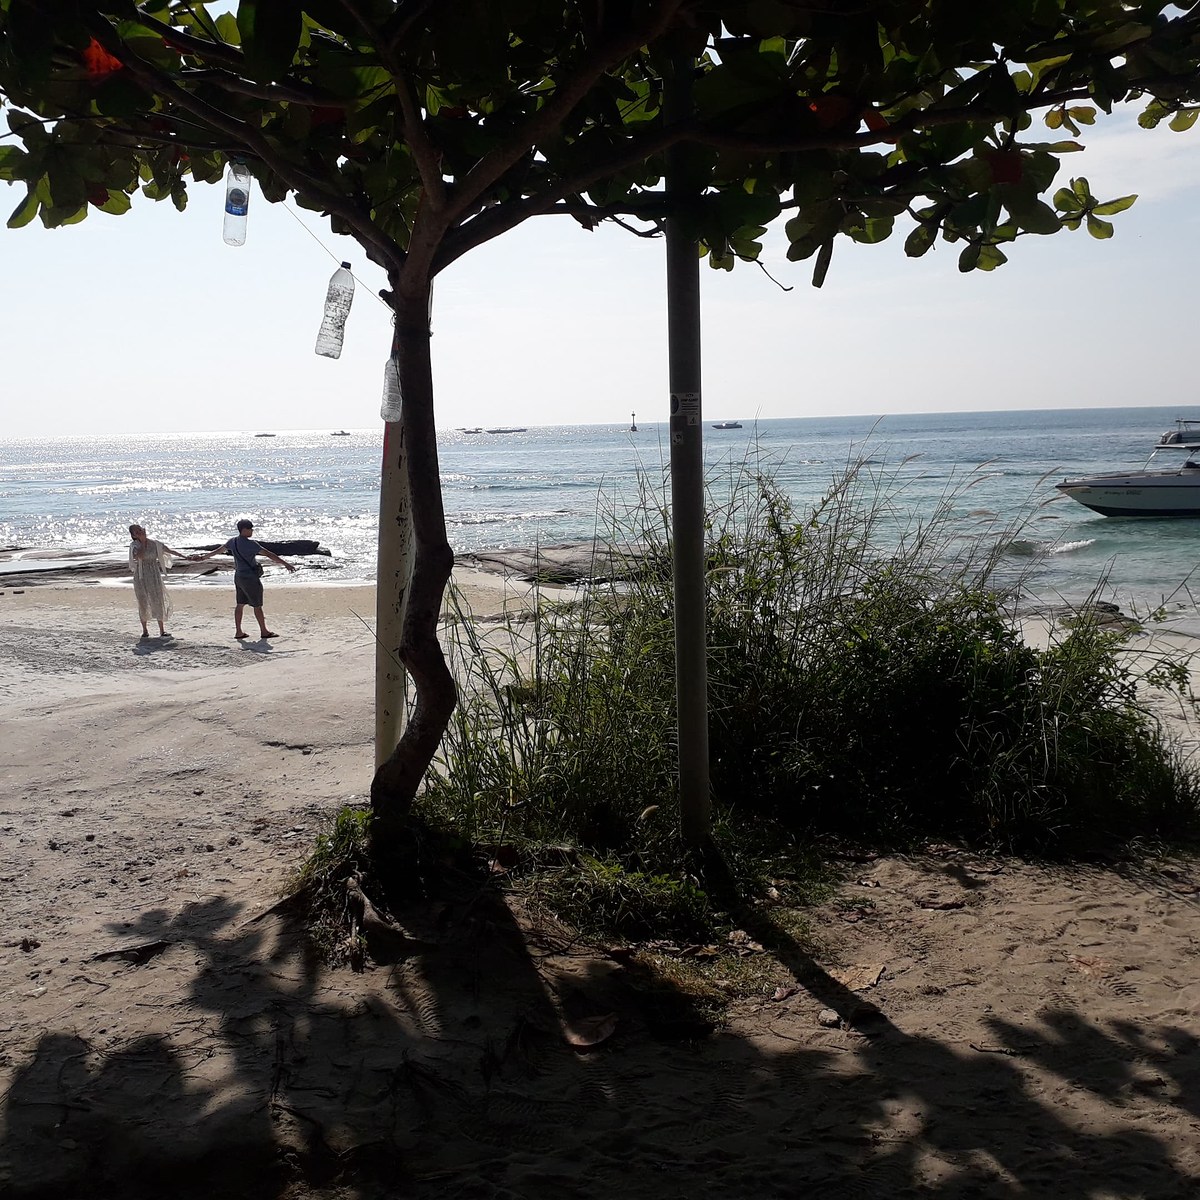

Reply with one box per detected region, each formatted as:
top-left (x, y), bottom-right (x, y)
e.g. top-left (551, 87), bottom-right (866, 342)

top-left (340, 261), bottom-right (351, 269)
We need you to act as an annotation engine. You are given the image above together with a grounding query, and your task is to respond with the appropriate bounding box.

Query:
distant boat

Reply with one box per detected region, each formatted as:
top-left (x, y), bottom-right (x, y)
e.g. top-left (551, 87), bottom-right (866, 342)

top-left (458, 427), bottom-right (483, 434)
top-left (630, 410), bottom-right (637, 432)
top-left (485, 427), bottom-right (526, 434)
top-left (711, 421), bottom-right (742, 430)
top-left (330, 430), bottom-right (350, 436)
top-left (254, 432), bottom-right (276, 437)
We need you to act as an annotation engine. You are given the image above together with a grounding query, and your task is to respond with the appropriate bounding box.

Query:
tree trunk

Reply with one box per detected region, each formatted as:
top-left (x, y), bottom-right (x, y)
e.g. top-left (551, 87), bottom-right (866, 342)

top-left (370, 282), bottom-right (457, 848)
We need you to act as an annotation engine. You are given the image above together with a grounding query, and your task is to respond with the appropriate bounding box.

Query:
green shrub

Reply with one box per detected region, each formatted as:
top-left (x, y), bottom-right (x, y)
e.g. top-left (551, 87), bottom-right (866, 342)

top-left (420, 451), bottom-right (1200, 925)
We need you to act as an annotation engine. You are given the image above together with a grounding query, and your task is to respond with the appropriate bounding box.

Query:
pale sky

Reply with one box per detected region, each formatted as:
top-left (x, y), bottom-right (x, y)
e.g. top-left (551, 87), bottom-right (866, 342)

top-left (3, 108), bottom-right (1200, 438)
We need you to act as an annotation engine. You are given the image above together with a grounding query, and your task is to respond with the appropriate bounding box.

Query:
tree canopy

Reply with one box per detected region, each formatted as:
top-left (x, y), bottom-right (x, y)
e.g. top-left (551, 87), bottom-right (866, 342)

top-left (3, 2), bottom-right (1199, 282)
top-left (4, 0), bottom-right (1200, 835)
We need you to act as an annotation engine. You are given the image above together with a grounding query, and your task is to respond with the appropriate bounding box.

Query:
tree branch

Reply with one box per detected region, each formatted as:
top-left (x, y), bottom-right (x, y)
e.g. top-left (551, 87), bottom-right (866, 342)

top-left (446, 0), bottom-right (685, 223)
top-left (336, 0), bottom-right (447, 210)
top-left (436, 120), bottom-right (681, 271)
top-left (179, 69), bottom-right (347, 108)
top-left (131, 8), bottom-right (249, 72)
top-left (436, 65), bottom-right (1185, 272)
top-left (86, 18), bottom-right (404, 273)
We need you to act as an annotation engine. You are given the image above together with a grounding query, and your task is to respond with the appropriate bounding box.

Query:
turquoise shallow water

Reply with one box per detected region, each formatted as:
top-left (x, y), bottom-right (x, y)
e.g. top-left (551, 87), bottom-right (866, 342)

top-left (4, 407), bottom-right (1200, 620)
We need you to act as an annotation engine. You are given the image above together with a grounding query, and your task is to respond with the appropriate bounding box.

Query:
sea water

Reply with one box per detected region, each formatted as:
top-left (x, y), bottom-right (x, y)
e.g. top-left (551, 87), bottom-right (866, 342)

top-left (4, 406), bottom-right (1200, 620)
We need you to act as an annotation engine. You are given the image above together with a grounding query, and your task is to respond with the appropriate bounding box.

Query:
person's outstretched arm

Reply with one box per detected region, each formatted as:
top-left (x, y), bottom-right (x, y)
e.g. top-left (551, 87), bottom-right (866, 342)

top-left (261, 548), bottom-right (297, 574)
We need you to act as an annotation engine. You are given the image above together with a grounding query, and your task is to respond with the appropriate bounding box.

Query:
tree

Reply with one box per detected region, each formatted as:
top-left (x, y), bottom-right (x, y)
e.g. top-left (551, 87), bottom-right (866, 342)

top-left (3, 0), bottom-right (1199, 852)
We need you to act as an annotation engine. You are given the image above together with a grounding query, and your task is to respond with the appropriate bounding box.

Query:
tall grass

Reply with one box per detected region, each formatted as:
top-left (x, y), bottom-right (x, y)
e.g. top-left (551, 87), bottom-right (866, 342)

top-left (418, 452), bottom-right (1200, 932)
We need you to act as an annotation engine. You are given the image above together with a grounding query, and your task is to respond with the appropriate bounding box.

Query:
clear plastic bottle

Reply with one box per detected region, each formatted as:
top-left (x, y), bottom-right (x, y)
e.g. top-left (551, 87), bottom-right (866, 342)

top-left (315, 262), bottom-right (355, 359)
top-left (222, 160), bottom-right (251, 246)
top-left (380, 356), bottom-right (402, 421)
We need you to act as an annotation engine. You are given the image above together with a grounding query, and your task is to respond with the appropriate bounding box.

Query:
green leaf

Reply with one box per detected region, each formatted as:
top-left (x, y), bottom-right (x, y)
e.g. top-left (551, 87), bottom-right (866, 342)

top-left (1169, 109), bottom-right (1200, 133)
top-left (38, 203), bottom-right (87, 229)
top-left (846, 213), bottom-right (894, 244)
top-left (94, 75), bottom-right (153, 118)
top-left (236, 1), bottom-right (257, 49)
top-left (1067, 106), bottom-right (1096, 125)
top-left (1027, 54), bottom-right (1072, 89)
top-left (6, 190), bottom-right (38, 229)
top-left (1092, 194), bottom-right (1137, 217)
top-left (1021, 150), bottom-right (1060, 194)
top-left (1009, 198), bottom-right (1061, 235)
top-left (976, 244), bottom-right (1008, 271)
top-left (46, 161), bottom-right (85, 209)
top-left (810, 240), bottom-right (833, 288)
top-left (239, 0), bottom-right (302, 81)
top-left (1093, 21), bottom-right (1152, 53)
top-left (2, 0), bottom-right (57, 77)
top-left (958, 243), bottom-right (981, 272)
top-left (298, 0), bottom-right (367, 39)
top-left (0, 145), bottom-right (27, 182)
top-left (728, 235), bottom-right (763, 260)
top-left (1018, 141), bottom-right (1084, 153)
top-left (904, 223), bottom-right (936, 258)
top-left (214, 11), bottom-right (242, 44)
top-left (7, 109), bottom-right (48, 148)
top-left (96, 189), bottom-right (132, 215)
top-left (1086, 214), bottom-right (1114, 239)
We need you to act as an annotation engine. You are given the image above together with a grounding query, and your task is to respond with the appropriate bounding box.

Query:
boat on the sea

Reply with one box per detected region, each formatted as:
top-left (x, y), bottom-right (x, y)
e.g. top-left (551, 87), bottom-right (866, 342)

top-left (330, 430), bottom-right (350, 436)
top-left (254, 432), bottom-right (276, 437)
top-left (458, 427), bottom-right (483, 434)
top-left (1056, 419), bottom-right (1200, 517)
top-left (712, 420), bottom-right (742, 430)
top-left (485, 427), bottom-right (526, 434)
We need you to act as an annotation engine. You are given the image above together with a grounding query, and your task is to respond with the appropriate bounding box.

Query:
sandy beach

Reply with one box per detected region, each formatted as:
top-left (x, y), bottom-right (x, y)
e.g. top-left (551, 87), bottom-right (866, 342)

top-left (3, 574), bottom-right (1200, 1198)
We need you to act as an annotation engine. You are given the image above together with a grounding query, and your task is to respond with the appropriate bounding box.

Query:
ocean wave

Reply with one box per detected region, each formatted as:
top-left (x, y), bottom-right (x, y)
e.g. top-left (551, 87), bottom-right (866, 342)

top-left (1048, 538), bottom-right (1096, 555)
top-left (450, 510), bottom-right (570, 527)
top-left (1005, 536), bottom-right (1096, 558)
top-left (447, 479), bottom-right (611, 493)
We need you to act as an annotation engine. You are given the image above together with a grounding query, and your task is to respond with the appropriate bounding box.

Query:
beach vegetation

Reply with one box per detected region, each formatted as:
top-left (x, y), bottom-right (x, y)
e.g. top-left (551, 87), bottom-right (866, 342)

top-left (5, 6), bottom-right (1200, 859)
top-left (288, 805), bottom-right (373, 961)
top-left (415, 458), bottom-right (1200, 937)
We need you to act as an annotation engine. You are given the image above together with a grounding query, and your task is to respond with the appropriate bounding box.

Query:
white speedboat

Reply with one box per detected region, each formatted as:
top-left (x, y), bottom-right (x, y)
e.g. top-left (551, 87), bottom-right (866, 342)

top-left (1056, 420), bottom-right (1200, 517)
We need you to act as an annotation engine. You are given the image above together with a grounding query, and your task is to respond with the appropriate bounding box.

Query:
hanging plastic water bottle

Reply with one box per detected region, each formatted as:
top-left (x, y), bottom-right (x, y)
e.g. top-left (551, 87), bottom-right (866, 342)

top-left (380, 356), bottom-right (402, 421)
top-left (315, 262), bottom-right (355, 358)
top-left (222, 159), bottom-right (251, 246)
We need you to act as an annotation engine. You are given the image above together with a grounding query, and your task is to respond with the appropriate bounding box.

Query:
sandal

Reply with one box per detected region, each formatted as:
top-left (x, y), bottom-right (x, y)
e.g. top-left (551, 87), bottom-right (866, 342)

top-left (235, 632), bottom-right (250, 640)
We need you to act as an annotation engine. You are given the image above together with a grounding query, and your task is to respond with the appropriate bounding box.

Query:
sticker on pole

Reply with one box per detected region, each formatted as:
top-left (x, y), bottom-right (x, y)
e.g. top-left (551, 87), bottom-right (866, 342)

top-left (671, 392), bottom-right (700, 426)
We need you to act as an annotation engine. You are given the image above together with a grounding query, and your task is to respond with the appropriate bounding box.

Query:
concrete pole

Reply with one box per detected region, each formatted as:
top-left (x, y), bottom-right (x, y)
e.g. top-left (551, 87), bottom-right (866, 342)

top-left (665, 58), bottom-right (710, 843)
top-left (375, 334), bottom-right (411, 770)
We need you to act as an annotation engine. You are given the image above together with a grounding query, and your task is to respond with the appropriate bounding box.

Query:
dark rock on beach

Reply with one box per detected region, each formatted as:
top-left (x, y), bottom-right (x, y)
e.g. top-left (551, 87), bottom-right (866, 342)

top-left (0, 540), bottom-right (331, 586)
top-left (193, 539), bottom-right (331, 558)
top-left (261, 539), bottom-right (330, 558)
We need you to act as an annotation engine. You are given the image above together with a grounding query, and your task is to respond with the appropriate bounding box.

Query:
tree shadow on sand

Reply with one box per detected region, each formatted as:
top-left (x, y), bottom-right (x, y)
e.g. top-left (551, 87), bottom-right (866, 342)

top-left (3, 872), bottom-right (1199, 1199)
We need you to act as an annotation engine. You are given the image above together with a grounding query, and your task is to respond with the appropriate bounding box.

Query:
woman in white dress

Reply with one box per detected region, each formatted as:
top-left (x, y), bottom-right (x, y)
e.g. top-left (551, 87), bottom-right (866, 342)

top-left (128, 524), bottom-right (193, 638)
